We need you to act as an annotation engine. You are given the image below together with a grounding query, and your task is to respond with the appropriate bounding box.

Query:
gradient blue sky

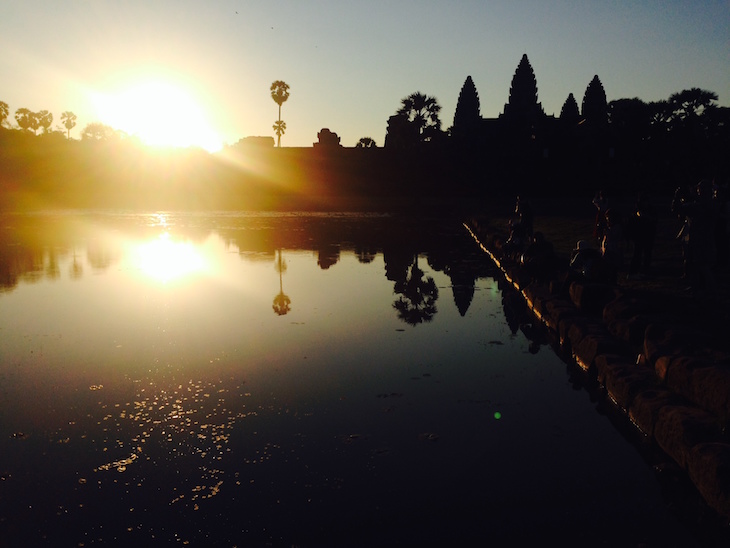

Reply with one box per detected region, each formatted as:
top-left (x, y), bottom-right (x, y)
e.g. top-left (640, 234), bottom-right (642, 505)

top-left (2, 0), bottom-right (728, 148)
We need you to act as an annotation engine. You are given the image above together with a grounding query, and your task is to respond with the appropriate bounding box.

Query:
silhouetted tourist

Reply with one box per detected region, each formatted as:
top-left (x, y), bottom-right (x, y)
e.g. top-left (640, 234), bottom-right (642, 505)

top-left (570, 240), bottom-right (602, 279)
top-left (600, 208), bottom-right (623, 284)
top-left (501, 219), bottom-right (527, 260)
top-left (714, 182), bottom-right (729, 267)
top-left (520, 232), bottom-right (555, 282)
top-left (673, 180), bottom-right (719, 297)
top-left (672, 184), bottom-right (694, 281)
top-left (627, 192), bottom-right (657, 279)
top-left (592, 190), bottom-right (610, 242)
top-left (515, 195), bottom-right (534, 239)
top-left (559, 239), bottom-right (605, 294)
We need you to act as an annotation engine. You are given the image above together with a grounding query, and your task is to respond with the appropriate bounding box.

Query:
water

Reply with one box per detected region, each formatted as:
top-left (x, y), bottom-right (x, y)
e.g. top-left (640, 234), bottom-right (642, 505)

top-left (0, 212), bottom-right (717, 546)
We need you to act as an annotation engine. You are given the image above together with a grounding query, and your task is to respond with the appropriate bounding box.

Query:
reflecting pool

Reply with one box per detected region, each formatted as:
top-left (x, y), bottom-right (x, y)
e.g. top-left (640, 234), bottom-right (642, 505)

top-left (0, 212), bottom-right (712, 546)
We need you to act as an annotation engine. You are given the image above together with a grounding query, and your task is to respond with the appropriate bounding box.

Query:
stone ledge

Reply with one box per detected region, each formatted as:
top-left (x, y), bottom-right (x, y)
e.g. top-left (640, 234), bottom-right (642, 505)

top-left (465, 220), bottom-right (730, 520)
top-left (688, 442), bottom-right (730, 520)
top-left (654, 405), bottom-right (723, 470)
top-left (594, 356), bottom-right (658, 411)
top-left (628, 387), bottom-right (683, 437)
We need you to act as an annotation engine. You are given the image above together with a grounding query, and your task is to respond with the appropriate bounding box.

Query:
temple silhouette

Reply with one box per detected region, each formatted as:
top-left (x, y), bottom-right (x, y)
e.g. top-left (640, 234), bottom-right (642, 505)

top-left (1, 54), bottom-right (728, 211)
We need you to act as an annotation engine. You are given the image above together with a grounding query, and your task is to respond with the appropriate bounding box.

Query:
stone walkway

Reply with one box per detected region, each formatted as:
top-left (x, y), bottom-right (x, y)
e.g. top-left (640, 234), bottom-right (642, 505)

top-left (464, 218), bottom-right (730, 532)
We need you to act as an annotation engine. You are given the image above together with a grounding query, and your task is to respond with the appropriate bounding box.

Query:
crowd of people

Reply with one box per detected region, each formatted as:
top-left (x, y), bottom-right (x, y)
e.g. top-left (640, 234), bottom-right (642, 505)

top-left (496, 183), bottom-right (729, 300)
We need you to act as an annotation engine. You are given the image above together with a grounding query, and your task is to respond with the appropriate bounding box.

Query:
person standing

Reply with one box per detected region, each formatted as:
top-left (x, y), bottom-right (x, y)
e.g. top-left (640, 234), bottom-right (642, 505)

top-left (515, 195), bottom-right (534, 239)
top-left (627, 192), bottom-right (657, 279)
top-left (600, 208), bottom-right (623, 284)
top-left (592, 190), bottom-right (610, 243)
top-left (674, 180), bottom-right (719, 297)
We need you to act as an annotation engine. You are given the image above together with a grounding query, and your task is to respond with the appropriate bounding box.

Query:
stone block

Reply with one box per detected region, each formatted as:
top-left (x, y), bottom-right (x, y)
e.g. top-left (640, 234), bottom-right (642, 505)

top-left (574, 335), bottom-right (630, 373)
top-left (543, 298), bottom-right (579, 333)
top-left (569, 281), bottom-right (618, 316)
top-left (689, 365), bottom-right (730, 423)
top-left (654, 355), bottom-right (673, 382)
top-left (687, 442), bottom-right (730, 520)
top-left (601, 362), bottom-right (658, 411)
top-left (659, 356), bottom-right (730, 422)
top-left (628, 387), bottom-right (680, 437)
top-left (595, 354), bottom-right (631, 383)
top-left (654, 405), bottom-right (723, 469)
top-left (643, 324), bottom-right (707, 366)
top-left (602, 295), bottom-right (646, 324)
top-left (566, 317), bottom-right (607, 352)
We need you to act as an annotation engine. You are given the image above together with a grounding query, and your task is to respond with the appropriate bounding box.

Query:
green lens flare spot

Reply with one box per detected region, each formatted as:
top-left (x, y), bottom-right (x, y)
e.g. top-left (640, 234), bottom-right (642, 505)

top-left (494, 412), bottom-right (502, 420)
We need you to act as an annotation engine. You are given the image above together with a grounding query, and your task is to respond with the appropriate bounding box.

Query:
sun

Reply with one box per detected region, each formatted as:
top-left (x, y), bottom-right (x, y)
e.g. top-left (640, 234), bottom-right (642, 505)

top-left (94, 79), bottom-right (223, 152)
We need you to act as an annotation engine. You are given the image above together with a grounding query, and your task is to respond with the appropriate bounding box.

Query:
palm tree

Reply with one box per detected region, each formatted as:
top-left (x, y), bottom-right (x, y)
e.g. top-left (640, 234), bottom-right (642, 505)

top-left (355, 137), bottom-right (376, 148)
top-left (0, 101), bottom-right (9, 128)
top-left (397, 92), bottom-right (442, 144)
top-left (668, 88), bottom-right (718, 121)
top-left (61, 111), bottom-right (77, 139)
top-left (270, 80), bottom-right (290, 147)
top-left (15, 108), bottom-right (39, 134)
top-left (273, 120), bottom-right (287, 145)
top-left (37, 110), bottom-right (53, 134)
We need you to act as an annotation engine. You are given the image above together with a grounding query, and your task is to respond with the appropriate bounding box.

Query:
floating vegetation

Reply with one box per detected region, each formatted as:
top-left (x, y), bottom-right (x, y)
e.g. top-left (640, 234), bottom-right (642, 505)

top-left (94, 451), bottom-right (139, 472)
top-left (338, 434), bottom-right (366, 445)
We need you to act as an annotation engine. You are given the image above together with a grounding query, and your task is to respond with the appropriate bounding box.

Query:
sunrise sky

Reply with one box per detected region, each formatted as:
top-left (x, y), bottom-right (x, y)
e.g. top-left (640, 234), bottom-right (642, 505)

top-left (2, 1), bottom-right (728, 149)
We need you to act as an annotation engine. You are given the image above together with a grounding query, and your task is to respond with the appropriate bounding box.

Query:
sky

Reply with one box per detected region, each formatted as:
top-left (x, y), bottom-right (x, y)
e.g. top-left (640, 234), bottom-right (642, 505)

top-left (2, 0), bottom-right (729, 149)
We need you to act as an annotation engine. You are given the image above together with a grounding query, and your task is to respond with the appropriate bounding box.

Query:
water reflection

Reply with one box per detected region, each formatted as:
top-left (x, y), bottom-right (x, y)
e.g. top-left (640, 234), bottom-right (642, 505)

top-left (0, 213), bottom-right (490, 324)
top-left (392, 254), bottom-right (439, 325)
top-left (133, 232), bottom-right (206, 283)
top-left (272, 248), bottom-right (291, 315)
top-left (0, 212), bottom-right (720, 546)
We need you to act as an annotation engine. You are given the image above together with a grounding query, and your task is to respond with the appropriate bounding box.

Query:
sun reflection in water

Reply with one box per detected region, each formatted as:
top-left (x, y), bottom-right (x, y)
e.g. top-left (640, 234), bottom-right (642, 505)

top-left (134, 233), bottom-right (206, 283)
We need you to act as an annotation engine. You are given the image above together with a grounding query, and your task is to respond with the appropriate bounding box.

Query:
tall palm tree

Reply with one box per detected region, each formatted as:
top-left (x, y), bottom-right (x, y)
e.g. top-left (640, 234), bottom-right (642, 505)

top-left (61, 111), bottom-right (77, 139)
top-left (0, 101), bottom-right (9, 128)
top-left (270, 80), bottom-right (290, 147)
top-left (37, 110), bottom-right (53, 134)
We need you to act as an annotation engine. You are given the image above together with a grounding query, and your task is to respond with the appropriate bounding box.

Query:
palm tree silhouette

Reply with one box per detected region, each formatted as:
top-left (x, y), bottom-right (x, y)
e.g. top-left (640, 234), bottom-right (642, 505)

top-left (397, 92), bottom-right (442, 143)
top-left (270, 80), bottom-right (290, 147)
top-left (272, 248), bottom-right (291, 315)
top-left (272, 120), bottom-right (287, 146)
top-left (61, 111), bottom-right (77, 140)
top-left (70, 249), bottom-right (83, 279)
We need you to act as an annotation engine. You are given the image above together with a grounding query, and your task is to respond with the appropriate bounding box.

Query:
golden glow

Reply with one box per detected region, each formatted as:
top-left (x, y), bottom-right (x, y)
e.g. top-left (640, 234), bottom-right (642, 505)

top-left (94, 79), bottom-right (223, 152)
top-left (134, 233), bottom-right (206, 283)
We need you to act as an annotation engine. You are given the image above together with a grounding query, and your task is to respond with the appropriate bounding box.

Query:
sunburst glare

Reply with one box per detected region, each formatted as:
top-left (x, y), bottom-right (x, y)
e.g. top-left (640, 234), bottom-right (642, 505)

top-left (93, 80), bottom-right (223, 152)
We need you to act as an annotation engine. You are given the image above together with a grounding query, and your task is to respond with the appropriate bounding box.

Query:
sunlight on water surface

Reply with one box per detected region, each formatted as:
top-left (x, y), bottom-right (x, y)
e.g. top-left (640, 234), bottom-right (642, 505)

top-left (132, 232), bottom-right (207, 283)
